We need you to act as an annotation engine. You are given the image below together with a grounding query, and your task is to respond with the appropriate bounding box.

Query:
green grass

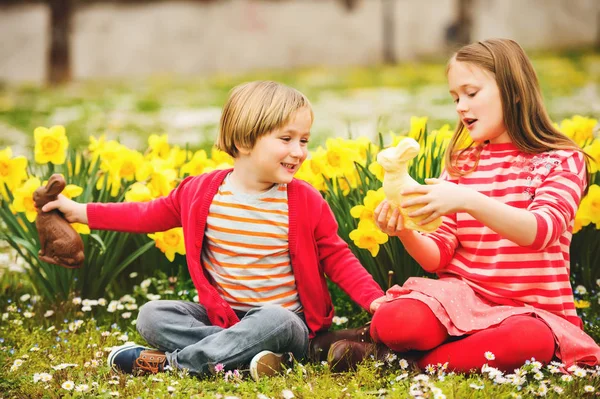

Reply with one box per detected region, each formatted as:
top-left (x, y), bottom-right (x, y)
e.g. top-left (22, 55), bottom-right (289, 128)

top-left (1, 270), bottom-right (599, 399)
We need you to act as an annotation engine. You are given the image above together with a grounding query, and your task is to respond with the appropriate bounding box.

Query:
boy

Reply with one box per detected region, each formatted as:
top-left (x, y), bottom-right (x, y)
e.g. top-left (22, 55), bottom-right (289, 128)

top-left (43, 81), bottom-right (385, 379)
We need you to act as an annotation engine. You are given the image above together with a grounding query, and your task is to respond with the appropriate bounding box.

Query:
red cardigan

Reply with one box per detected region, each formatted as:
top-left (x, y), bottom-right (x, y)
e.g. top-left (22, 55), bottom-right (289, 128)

top-left (87, 169), bottom-right (384, 337)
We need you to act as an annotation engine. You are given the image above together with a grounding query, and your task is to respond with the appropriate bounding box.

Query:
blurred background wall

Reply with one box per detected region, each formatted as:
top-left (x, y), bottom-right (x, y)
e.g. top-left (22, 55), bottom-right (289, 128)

top-left (0, 0), bottom-right (599, 85)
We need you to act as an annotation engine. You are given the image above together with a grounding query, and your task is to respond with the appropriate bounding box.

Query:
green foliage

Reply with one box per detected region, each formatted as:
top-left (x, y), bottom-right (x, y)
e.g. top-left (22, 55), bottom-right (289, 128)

top-left (0, 150), bottom-right (157, 302)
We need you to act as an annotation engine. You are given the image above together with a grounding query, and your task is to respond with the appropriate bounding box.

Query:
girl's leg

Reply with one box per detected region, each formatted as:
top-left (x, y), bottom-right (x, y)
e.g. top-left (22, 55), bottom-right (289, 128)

top-left (370, 299), bottom-right (449, 352)
top-left (418, 315), bottom-right (555, 373)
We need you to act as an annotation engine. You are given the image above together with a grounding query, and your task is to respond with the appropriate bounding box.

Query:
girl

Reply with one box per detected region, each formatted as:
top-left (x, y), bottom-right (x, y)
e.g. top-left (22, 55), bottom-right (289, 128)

top-left (371, 38), bottom-right (600, 372)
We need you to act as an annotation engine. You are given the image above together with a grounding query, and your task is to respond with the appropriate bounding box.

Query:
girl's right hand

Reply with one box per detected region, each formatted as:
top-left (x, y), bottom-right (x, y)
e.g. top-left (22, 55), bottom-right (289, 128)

top-left (374, 200), bottom-right (407, 237)
top-left (41, 194), bottom-right (88, 225)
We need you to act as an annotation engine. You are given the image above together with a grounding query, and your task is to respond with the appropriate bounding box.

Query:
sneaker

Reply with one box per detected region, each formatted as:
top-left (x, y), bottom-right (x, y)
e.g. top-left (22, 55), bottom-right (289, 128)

top-left (108, 343), bottom-right (168, 375)
top-left (249, 351), bottom-right (286, 381)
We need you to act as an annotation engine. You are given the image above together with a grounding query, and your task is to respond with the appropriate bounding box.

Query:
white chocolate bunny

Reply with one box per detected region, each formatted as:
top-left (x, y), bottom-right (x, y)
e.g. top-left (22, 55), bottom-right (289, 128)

top-left (377, 138), bottom-right (442, 233)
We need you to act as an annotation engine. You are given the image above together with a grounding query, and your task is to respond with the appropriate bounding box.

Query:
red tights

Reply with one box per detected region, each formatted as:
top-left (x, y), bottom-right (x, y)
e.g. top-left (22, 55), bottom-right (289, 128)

top-left (370, 299), bottom-right (556, 373)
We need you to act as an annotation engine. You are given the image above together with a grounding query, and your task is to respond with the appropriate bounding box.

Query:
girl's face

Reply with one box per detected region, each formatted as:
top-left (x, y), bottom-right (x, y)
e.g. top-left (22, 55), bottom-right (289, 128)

top-left (448, 61), bottom-right (511, 144)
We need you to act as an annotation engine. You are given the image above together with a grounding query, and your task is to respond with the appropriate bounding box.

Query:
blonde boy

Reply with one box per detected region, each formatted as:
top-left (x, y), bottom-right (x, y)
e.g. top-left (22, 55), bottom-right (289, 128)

top-left (44, 81), bottom-right (385, 379)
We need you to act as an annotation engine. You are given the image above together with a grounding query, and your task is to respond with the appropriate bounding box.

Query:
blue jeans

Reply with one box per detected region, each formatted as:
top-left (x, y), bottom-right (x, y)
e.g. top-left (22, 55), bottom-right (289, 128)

top-left (136, 300), bottom-right (310, 375)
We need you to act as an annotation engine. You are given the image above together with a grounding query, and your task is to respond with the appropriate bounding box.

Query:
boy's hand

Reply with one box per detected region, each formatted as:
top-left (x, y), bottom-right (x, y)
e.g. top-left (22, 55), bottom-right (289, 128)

top-left (369, 295), bottom-right (387, 313)
top-left (41, 194), bottom-right (88, 225)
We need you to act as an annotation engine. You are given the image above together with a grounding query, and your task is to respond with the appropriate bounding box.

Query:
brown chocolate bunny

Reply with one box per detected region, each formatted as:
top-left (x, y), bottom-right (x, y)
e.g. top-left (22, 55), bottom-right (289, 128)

top-left (34, 174), bottom-right (85, 268)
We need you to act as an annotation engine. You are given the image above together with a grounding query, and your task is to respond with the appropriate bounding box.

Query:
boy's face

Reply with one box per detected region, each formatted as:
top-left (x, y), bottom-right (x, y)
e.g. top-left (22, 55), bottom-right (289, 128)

top-left (246, 107), bottom-right (312, 187)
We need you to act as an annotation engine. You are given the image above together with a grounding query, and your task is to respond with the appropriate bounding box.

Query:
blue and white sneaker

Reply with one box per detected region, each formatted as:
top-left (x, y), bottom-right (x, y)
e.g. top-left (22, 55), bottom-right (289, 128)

top-left (108, 343), bottom-right (168, 374)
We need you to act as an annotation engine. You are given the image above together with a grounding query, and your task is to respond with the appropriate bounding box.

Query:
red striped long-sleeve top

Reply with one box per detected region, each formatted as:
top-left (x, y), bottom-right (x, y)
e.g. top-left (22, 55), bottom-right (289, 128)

top-left (428, 142), bottom-right (586, 326)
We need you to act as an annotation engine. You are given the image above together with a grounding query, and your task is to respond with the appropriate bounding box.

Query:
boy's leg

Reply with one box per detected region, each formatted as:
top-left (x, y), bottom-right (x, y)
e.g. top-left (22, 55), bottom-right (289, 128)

top-left (417, 315), bottom-right (555, 373)
top-left (167, 304), bottom-right (309, 375)
top-left (136, 300), bottom-right (223, 352)
top-left (370, 299), bottom-right (449, 352)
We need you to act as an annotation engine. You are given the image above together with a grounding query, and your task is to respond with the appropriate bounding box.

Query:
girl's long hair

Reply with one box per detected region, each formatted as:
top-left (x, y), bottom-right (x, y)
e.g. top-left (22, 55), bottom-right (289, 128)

top-left (444, 38), bottom-right (590, 187)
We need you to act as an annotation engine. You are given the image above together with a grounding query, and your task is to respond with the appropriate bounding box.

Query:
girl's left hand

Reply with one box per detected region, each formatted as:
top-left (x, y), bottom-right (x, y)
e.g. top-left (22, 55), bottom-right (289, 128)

top-left (401, 178), bottom-right (473, 225)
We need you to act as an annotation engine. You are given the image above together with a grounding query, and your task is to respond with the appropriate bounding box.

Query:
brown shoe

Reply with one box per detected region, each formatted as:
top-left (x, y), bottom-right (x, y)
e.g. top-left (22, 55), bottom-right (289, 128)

top-left (308, 324), bottom-right (372, 362)
top-left (108, 344), bottom-right (167, 375)
top-left (326, 339), bottom-right (392, 372)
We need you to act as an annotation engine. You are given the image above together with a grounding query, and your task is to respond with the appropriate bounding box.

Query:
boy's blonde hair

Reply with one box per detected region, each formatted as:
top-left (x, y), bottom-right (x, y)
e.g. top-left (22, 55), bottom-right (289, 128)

top-left (216, 81), bottom-right (313, 157)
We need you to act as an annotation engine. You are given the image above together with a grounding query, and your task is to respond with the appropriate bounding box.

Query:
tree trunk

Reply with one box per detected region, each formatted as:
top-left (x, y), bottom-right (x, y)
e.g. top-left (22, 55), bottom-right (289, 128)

top-left (382, 0), bottom-right (396, 64)
top-left (446, 0), bottom-right (472, 47)
top-left (48, 0), bottom-right (72, 84)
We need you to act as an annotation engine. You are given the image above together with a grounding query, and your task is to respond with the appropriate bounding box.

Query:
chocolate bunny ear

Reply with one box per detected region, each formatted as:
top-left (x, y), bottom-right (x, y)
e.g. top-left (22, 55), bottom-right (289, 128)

top-left (45, 174), bottom-right (66, 197)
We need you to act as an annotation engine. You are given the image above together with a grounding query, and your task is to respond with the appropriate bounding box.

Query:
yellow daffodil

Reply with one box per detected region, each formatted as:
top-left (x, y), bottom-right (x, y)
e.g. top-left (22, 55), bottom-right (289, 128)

top-left (148, 168), bottom-right (177, 198)
top-left (180, 150), bottom-right (215, 177)
top-left (34, 125), bottom-right (69, 165)
top-left (0, 147), bottom-right (28, 198)
top-left (12, 177), bottom-right (41, 222)
top-left (348, 219), bottom-right (388, 257)
top-left (148, 228), bottom-right (186, 261)
top-left (211, 148), bottom-right (234, 166)
top-left (71, 223), bottom-right (90, 235)
top-left (148, 134), bottom-right (171, 160)
top-left (88, 134), bottom-right (106, 163)
top-left (576, 184), bottom-right (600, 230)
top-left (558, 115), bottom-right (597, 147)
top-left (350, 189), bottom-right (386, 221)
top-left (295, 159), bottom-right (326, 191)
top-left (584, 139), bottom-right (600, 174)
top-left (62, 184), bottom-right (83, 199)
top-left (408, 116), bottom-right (428, 141)
top-left (125, 182), bottom-right (153, 202)
top-left (368, 162), bottom-right (384, 182)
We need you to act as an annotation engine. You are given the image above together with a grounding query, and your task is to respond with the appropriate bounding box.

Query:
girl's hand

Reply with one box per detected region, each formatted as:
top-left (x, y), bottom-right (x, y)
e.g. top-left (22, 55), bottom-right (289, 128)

top-left (401, 178), bottom-right (472, 225)
top-left (41, 194), bottom-right (88, 224)
top-left (373, 199), bottom-right (407, 237)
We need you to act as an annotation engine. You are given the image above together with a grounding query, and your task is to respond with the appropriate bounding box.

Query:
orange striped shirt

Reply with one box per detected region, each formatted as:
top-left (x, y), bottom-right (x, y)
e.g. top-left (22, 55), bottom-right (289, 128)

top-left (429, 142), bottom-right (586, 323)
top-left (201, 174), bottom-right (302, 313)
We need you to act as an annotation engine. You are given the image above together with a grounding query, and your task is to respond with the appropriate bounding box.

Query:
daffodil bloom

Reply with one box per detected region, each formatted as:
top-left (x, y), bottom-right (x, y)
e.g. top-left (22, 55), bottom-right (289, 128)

top-left (148, 134), bottom-right (171, 160)
top-left (584, 139), bottom-right (600, 173)
top-left (0, 147), bottom-right (27, 198)
top-left (180, 150), bottom-right (214, 177)
top-left (350, 189), bottom-right (386, 221)
top-left (125, 182), bottom-right (153, 202)
top-left (558, 115), bottom-right (597, 147)
top-left (368, 162), bottom-right (384, 182)
top-left (148, 228), bottom-right (186, 261)
top-left (348, 219), bottom-right (388, 257)
top-left (34, 125), bottom-right (69, 165)
top-left (211, 147), bottom-right (234, 166)
top-left (576, 184), bottom-right (600, 229)
top-left (71, 223), bottom-right (90, 235)
top-left (62, 184), bottom-right (83, 199)
top-left (12, 177), bottom-right (41, 222)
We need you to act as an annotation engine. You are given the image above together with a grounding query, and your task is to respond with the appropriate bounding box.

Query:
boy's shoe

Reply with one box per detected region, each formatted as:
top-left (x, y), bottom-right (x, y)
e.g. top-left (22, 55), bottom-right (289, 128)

top-left (249, 351), bottom-right (287, 381)
top-left (108, 343), bottom-right (168, 375)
